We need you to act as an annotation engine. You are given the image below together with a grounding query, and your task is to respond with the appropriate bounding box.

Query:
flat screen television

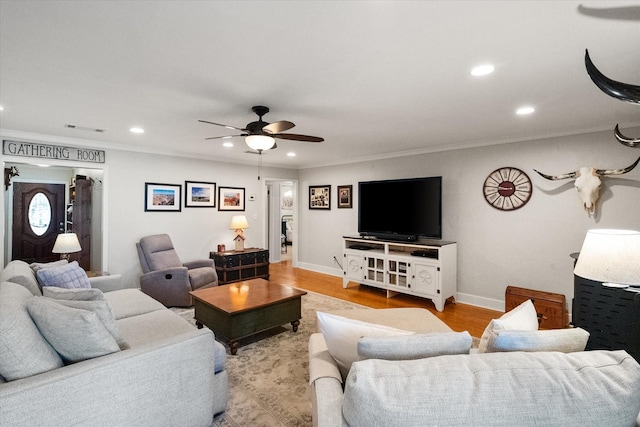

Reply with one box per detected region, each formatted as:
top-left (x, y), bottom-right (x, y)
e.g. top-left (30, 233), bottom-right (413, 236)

top-left (358, 176), bottom-right (442, 241)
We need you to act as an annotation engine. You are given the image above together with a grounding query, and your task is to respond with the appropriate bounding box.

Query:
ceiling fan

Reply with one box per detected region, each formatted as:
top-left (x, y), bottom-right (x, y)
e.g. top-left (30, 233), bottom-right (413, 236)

top-left (199, 105), bottom-right (324, 153)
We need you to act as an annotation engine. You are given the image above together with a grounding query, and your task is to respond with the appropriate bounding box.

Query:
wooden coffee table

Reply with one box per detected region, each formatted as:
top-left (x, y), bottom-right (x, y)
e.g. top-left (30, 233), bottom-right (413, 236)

top-left (189, 278), bottom-right (307, 355)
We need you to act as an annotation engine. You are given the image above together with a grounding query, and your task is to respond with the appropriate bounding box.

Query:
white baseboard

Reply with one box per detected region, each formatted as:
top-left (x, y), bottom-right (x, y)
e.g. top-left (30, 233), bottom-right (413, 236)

top-left (295, 263), bottom-right (506, 312)
top-left (297, 261), bottom-right (343, 278)
top-left (455, 292), bottom-right (504, 312)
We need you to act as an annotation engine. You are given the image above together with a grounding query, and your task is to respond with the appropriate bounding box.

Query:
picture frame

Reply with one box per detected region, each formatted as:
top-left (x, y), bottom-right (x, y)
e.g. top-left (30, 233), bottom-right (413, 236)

top-left (218, 186), bottom-right (245, 211)
top-left (185, 181), bottom-right (216, 208)
top-left (337, 185), bottom-right (353, 208)
top-left (309, 185), bottom-right (331, 210)
top-left (144, 183), bottom-right (181, 212)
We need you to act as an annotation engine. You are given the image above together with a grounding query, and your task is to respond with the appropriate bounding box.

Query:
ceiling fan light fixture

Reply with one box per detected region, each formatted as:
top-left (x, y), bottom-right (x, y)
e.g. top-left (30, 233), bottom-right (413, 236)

top-left (245, 134), bottom-right (276, 151)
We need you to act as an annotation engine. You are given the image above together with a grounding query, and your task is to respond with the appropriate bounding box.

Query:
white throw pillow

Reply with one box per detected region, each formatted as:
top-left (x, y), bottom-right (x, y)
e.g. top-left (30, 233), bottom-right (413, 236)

top-left (316, 311), bottom-right (414, 379)
top-left (477, 299), bottom-right (538, 353)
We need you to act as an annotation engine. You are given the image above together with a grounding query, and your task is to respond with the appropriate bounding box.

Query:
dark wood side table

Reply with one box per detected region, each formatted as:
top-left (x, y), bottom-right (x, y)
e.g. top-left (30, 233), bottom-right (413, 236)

top-left (210, 248), bottom-right (269, 285)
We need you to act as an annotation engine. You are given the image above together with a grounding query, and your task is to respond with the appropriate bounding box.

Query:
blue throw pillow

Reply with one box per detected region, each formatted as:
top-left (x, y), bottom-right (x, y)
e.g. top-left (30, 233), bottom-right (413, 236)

top-left (36, 261), bottom-right (91, 289)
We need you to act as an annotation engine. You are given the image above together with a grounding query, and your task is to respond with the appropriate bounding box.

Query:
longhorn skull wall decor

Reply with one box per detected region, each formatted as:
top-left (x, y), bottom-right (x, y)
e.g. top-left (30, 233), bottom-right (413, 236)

top-left (533, 156), bottom-right (640, 216)
top-left (585, 49), bottom-right (640, 147)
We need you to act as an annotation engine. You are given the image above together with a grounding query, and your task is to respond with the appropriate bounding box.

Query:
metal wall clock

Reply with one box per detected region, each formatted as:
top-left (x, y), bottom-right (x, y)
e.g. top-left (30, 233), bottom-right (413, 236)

top-left (483, 167), bottom-right (532, 211)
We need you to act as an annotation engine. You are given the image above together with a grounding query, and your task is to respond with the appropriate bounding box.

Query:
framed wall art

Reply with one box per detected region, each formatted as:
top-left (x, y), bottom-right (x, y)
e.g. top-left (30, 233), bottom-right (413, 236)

top-left (337, 185), bottom-right (352, 208)
top-left (309, 185), bottom-right (331, 210)
top-left (218, 186), bottom-right (245, 211)
top-left (145, 182), bottom-right (181, 212)
top-left (185, 181), bottom-right (216, 208)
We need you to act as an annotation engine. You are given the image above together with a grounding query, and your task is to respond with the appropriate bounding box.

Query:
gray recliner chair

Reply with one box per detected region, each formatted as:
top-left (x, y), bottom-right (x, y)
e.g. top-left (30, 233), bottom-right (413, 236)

top-left (136, 234), bottom-right (218, 307)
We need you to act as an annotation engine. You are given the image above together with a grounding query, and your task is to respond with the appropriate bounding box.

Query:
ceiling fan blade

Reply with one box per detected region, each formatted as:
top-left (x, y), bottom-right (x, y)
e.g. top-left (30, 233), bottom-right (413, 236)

top-left (263, 120), bottom-right (295, 134)
top-left (205, 134), bottom-right (247, 140)
top-left (274, 133), bottom-right (324, 143)
top-left (198, 119), bottom-right (248, 132)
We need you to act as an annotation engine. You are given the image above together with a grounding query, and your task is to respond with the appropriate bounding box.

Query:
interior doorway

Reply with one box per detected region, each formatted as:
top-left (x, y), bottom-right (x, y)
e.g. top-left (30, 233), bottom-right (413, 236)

top-left (264, 179), bottom-right (296, 266)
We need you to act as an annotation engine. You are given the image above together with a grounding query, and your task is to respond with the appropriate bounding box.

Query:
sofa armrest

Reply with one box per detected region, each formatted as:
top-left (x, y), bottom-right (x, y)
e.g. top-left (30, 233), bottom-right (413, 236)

top-left (183, 259), bottom-right (214, 270)
top-left (89, 274), bottom-right (123, 293)
top-left (309, 333), bottom-right (344, 427)
top-left (309, 333), bottom-right (342, 384)
top-left (0, 329), bottom-right (223, 427)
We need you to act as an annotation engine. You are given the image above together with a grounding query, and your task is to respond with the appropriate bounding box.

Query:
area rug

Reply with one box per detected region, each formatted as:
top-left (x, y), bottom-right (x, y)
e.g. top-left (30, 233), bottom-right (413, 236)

top-left (171, 290), bottom-right (368, 427)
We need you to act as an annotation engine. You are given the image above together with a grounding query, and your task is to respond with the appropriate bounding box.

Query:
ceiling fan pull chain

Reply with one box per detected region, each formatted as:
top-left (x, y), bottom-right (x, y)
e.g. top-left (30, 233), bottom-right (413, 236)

top-left (257, 151), bottom-right (263, 180)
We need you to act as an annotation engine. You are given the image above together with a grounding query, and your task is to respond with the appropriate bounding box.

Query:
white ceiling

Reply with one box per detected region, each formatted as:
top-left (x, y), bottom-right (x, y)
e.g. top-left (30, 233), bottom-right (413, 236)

top-left (1, 1), bottom-right (639, 169)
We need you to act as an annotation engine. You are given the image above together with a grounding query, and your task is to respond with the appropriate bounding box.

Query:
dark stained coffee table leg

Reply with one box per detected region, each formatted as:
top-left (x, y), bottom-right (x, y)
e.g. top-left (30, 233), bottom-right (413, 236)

top-left (291, 319), bottom-right (300, 332)
top-left (230, 341), bottom-right (239, 355)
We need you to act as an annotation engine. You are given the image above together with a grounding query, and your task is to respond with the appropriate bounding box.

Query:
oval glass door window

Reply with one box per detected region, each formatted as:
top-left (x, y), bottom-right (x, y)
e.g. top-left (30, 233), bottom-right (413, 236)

top-left (28, 192), bottom-right (52, 236)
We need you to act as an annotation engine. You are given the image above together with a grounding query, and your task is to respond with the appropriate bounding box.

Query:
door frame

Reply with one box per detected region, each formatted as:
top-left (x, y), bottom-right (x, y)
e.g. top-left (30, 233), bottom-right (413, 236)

top-left (1, 154), bottom-right (109, 270)
top-left (262, 178), bottom-right (298, 267)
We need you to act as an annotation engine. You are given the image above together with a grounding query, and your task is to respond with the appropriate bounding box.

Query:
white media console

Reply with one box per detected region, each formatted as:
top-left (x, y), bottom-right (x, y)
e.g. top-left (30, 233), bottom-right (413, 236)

top-left (342, 236), bottom-right (457, 312)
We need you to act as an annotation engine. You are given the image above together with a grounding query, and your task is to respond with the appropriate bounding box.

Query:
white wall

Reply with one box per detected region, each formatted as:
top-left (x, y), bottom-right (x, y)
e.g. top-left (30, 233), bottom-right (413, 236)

top-left (2, 127), bottom-right (638, 313)
top-left (1, 134), bottom-right (298, 288)
top-left (297, 127), bottom-right (640, 311)
top-left (105, 150), bottom-right (297, 287)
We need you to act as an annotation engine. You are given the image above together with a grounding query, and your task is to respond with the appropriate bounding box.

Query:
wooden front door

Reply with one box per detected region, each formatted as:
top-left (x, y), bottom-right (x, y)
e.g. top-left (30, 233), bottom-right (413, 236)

top-left (12, 182), bottom-right (66, 263)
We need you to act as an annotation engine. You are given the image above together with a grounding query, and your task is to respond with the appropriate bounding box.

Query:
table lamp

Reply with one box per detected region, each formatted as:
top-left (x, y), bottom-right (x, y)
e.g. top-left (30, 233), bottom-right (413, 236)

top-left (52, 232), bottom-right (82, 261)
top-left (230, 215), bottom-right (249, 251)
top-left (573, 229), bottom-right (640, 287)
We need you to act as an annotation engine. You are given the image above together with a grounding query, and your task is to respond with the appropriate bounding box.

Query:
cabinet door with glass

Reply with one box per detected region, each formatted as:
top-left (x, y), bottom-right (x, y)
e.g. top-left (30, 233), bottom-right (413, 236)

top-left (411, 261), bottom-right (440, 296)
top-left (387, 257), bottom-right (411, 290)
top-left (363, 255), bottom-right (386, 286)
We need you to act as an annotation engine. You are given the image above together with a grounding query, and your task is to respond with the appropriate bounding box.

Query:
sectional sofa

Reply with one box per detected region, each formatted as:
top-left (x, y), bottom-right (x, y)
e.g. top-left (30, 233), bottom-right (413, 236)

top-left (309, 307), bottom-right (640, 426)
top-left (0, 260), bottom-right (228, 426)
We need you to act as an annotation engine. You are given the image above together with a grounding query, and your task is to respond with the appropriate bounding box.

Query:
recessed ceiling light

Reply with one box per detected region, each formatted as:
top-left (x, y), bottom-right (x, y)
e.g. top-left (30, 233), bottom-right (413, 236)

top-left (471, 64), bottom-right (495, 76)
top-left (223, 141), bottom-right (234, 148)
top-left (0, 105), bottom-right (4, 111)
top-left (516, 106), bottom-right (535, 115)
top-left (130, 127), bottom-right (144, 134)
top-left (287, 152), bottom-right (296, 157)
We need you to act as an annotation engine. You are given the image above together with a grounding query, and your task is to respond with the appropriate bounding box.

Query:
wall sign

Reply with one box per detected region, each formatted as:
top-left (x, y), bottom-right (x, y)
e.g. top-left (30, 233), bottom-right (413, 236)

top-left (2, 140), bottom-right (106, 163)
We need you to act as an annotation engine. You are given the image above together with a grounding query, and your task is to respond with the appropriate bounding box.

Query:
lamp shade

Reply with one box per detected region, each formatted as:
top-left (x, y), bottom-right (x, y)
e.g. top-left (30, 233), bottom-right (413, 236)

top-left (229, 215), bottom-right (249, 230)
top-left (573, 229), bottom-right (640, 285)
top-left (52, 233), bottom-right (82, 254)
top-left (245, 135), bottom-right (276, 151)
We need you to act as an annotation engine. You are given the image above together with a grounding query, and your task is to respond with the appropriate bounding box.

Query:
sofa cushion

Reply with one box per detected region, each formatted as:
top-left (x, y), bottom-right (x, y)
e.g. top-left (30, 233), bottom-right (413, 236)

top-left (486, 327), bottom-right (590, 353)
top-left (478, 298), bottom-right (538, 353)
top-left (104, 288), bottom-right (165, 320)
top-left (0, 282), bottom-right (64, 380)
top-left (316, 311), bottom-right (413, 379)
top-left (0, 260), bottom-right (41, 296)
top-left (43, 286), bottom-right (105, 301)
top-left (342, 350), bottom-right (640, 427)
top-left (357, 331), bottom-right (472, 361)
top-left (324, 307), bottom-right (453, 334)
top-left (28, 297), bottom-right (120, 363)
top-left (115, 309), bottom-right (196, 347)
top-left (36, 261), bottom-right (90, 289)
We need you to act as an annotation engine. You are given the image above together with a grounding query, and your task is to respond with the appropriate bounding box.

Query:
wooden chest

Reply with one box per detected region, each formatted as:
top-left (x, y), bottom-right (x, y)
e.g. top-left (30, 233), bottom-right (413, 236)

top-left (505, 286), bottom-right (568, 329)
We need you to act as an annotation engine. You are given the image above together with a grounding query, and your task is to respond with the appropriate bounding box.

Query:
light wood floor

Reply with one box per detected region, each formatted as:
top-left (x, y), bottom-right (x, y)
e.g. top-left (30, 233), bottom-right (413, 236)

top-left (269, 260), bottom-right (501, 338)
